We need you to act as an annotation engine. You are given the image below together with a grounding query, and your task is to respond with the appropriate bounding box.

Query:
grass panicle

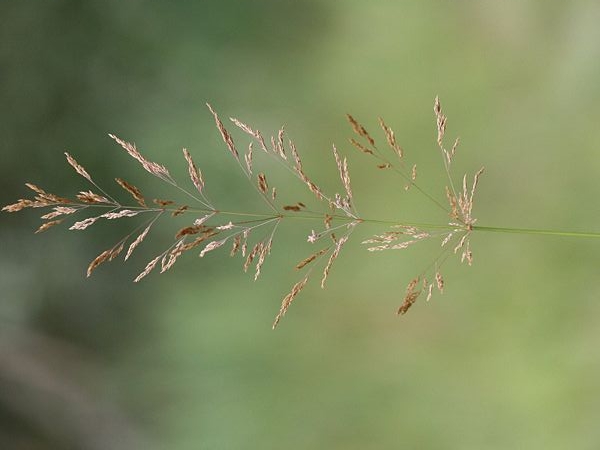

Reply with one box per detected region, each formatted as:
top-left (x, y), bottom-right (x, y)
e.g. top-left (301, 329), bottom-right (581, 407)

top-left (5, 97), bottom-right (600, 327)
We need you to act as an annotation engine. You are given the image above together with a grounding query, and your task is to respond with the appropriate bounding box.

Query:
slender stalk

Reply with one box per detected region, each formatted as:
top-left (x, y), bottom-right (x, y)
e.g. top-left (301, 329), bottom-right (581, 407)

top-left (472, 225), bottom-right (600, 239)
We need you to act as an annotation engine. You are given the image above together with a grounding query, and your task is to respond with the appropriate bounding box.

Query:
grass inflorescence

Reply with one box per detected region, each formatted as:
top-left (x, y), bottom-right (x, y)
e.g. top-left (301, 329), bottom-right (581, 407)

top-left (4, 97), bottom-right (599, 328)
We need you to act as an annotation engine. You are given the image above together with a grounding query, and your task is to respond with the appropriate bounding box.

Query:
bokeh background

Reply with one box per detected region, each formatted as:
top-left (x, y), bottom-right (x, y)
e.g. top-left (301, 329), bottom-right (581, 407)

top-left (1, 1), bottom-right (600, 449)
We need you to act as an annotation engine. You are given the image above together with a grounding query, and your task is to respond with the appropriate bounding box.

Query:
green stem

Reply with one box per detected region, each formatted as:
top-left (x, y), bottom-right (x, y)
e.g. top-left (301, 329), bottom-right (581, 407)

top-left (472, 225), bottom-right (600, 239)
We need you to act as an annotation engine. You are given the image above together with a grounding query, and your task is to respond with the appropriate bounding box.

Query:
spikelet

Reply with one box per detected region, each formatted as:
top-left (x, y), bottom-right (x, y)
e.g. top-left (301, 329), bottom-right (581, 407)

top-left (332, 145), bottom-right (353, 202)
top-left (101, 209), bottom-right (139, 220)
top-left (346, 114), bottom-right (375, 146)
top-left (378, 117), bottom-right (403, 158)
top-left (230, 117), bottom-right (269, 153)
top-left (425, 283), bottom-right (434, 302)
top-left (70, 216), bottom-right (100, 231)
top-left (199, 238), bottom-right (227, 258)
top-left (207, 104), bottom-right (239, 161)
top-left (295, 247), bottom-right (329, 270)
top-left (349, 138), bottom-right (374, 155)
top-left (171, 205), bottom-right (188, 217)
top-left (109, 134), bottom-right (171, 181)
top-left (435, 271), bottom-right (444, 293)
top-left (230, 235), bottom-right (242, 257)
top-left (433, 96), bottom-right (446, 147)
top-left (87, 249), bottom-right (112, 277)
top-left (77, 191), bottom-right (109, 204)
top-left (64, 152), bottom-right (92, 182)
top-left (182, 149), bottom-right (205, 194)
top-left (254, 239), bottom-right (272, 281)
top-left (134, 255), bottom-right (161, 282)
top-left (272, 275), bottom-right (309, 329)
top-left (3, 199), bottom-right (37, 212)
top-left (125, 223), bottom-right (152, 261)
top-left (321, 234), bottom-right (349, 288)
top-left (257, 173), bottom-right (268, 194)
top-left (175, 225), bottom-right (205, 239)
top-left (398, 277), bottom-right (421, 315)
top-left (35, 219), bottom-right (63, 234)
top-left (41, 206), bottom-right (77, 220)
top-left (244, 142), bottom-right (254, 174)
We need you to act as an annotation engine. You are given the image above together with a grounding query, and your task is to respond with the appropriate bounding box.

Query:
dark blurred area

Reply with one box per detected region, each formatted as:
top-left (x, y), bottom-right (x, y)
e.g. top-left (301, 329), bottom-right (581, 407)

top-left (1, 1), bottom-right (600, 449)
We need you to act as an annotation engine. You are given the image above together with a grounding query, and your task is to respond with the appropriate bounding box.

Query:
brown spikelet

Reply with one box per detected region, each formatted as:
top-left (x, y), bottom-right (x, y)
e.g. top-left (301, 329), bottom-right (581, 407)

top-left (125, 223), bottom-right (152, 261)
top-left (22, 184), bottom-right (69, 205)
top-left (230, 234), bottom-right (242, 257)
top-left (254, 239), bottom-right (272, 281)
top-left (87, 249), bottom-right (112, 277)
top-left (161, 241), bottom-right (185, 273)
top-left (332, 145), bottom-right (353, 202)
top-left (25, 183), bottom-right (47, 195)
top-left (349, 138), bottom-right (374, 155)
top-left (134, 255), bottom-right (161, 282)
top-left (283, 203), bottom-right (305, 212)
top-left (433, 96), bottom-right (447, 147)
top-left (101, 209), bottom-right (139, 220)
top-left (207, 104), bottom-right (239, 161)
top-left (321, 234), bottom-right (349, 288)
top-left (272, 275), bottom-right (309, 329)
top-left (468, 167), bottom-right (485, 217)
top-left (346, 114), bottom-right (375, 146)
top-left (398, 277), bottom-right (421, 315)
top-left (153, 199), bottom-right (174, 207)
top-left (377, 163), bottom-right (391, 169)
top-left (115, 178), bottom-right (146, 207)
top-left (244, 242), bottom-right (262, 272)
top-left (69, 216), bottom-right (100, 231)
top-left (324, 214), bottom-right (333, 229)
top-left (77, 191), bottom-right (110, 204)
top-left (41, 206), bottom-right (77, 220)
top-left (175, 225), bottom-right (205, 239)
top-left (244, 142), bottom-right (254, 174)
top-left (109, 243), bottom-right (124, 261)
top-left (229, 117), bottom-right (258, 138)
top-left (172, 205), bottom-right (189, 217)
top-left (193, 213), bottom-right (215, 226)
top-left (289, 141), bottom-right (324, 200)
top-left (378, 117), bottom-right (403, 158)
top-left (229, 117), bottom-right (269, 153)
top-left (411, 164), bottom-right (417, 181)
top-left (64, 152), bottom-right (92, 182)
top-left (445, 186), bottom-right (459, 219)
top-left (199, 238), bottom-right (227, 257)
top-left (257, 173), bottom-right (268, 194)
top-left (461, 240), bottom-right (473, 266)
top-left (295, 247), bottom-right (329, 269)
top-left (182, 148), bottom-right (205, 194)
top-left (3, 199), bottom-right (35, 212)
top-left (276, 127), bottom-right (286, 159)
top-left (435, 271), bottom-right (444, 293)
top-left (180, 231), bottom-right (220, 252)
top-left (449, 137), bottom-right (459, 163)
top-left (35, 219), bottom-right (63, 234)
top-left (109, 134), bottom-right (171, 181)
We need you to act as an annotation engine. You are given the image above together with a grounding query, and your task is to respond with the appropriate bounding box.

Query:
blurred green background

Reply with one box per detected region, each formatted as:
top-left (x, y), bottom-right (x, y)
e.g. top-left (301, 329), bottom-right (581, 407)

top-left (1, 1), bottom-right (600, 449)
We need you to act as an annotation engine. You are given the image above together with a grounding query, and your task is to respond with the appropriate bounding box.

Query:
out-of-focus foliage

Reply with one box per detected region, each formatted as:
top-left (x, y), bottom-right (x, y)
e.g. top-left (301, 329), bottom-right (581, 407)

top-left (1, 1), bottom-right (599, 448)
